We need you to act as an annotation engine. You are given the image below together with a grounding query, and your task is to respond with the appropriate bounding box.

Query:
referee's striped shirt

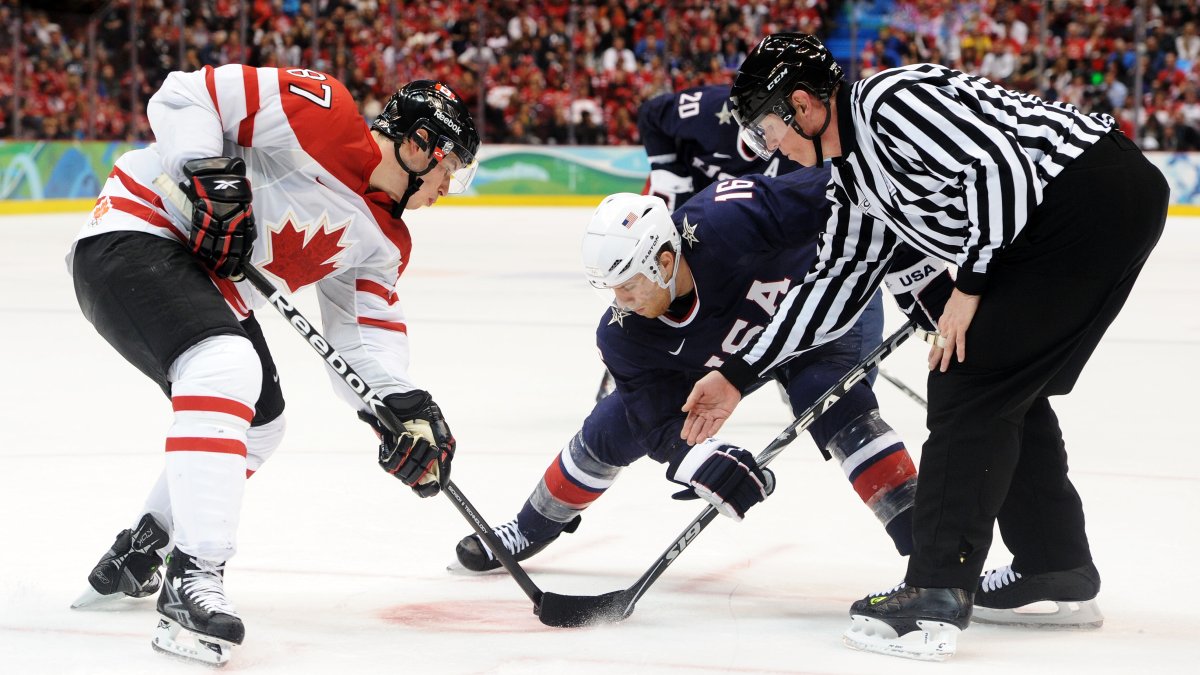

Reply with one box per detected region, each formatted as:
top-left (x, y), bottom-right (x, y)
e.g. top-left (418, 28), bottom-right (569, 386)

top-left (720, 63), bottom-right (1116, 390)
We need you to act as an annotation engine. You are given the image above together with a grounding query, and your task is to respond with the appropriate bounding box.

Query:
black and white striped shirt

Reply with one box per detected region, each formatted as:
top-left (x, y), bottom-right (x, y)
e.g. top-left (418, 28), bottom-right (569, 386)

top-left (721, 63), bottom-right (1116, 388)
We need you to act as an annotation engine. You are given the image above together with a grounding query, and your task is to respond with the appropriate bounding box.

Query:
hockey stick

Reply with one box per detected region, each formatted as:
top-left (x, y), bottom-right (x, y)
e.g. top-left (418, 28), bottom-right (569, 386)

top-left (877, 368), bottom-right (928, 409)
top-left (153, 174), bottom-right (566, 613)
top-left (535, 319), bottom-right (921, 627)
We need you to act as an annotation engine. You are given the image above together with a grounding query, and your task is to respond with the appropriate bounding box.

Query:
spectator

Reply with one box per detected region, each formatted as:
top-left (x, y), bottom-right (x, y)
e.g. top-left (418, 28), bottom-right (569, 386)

top-left (601, 34), bottom-right (638, 73)
top-left (575, 109), bottom-right (604, 144)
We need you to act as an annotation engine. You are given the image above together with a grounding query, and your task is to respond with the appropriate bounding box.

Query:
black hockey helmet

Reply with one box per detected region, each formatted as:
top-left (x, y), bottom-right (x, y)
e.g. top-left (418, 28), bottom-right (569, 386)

top-left (372, 80), bottom-right (480, 198)
top-left (730, 33), bottom-right (843, 160)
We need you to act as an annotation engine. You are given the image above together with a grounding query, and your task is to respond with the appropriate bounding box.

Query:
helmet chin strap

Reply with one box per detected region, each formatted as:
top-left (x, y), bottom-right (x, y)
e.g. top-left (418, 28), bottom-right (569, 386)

top-left (655, 254), bottom-right (680, 301)
top-left (390, 139), bottom-right (436, 216)
top-left (790, 99), bottom-right (833, 166)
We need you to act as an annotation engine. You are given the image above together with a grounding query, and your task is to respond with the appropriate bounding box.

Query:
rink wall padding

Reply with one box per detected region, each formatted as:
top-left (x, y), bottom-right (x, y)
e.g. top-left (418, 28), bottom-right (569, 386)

top-left (2, 140), bottom-right (1198, 214)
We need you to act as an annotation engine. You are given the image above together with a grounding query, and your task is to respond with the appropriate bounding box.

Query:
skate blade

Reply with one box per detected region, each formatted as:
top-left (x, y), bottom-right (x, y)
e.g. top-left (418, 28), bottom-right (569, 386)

top-left (444, 558), bottom-right (505, 576)
top-left (972, 599), bottom-right (1103, 629)
top-left (152, 618), bottom-right (234, 667)
top-left (843, 616), bottom-right (960, 662)
top-left (71, 586), bottom-right (122, 609)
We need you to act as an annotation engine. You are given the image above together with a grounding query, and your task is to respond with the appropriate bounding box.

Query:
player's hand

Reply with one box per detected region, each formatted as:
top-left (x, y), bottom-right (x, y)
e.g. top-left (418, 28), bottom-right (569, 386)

top-left (929, 288), bottom-right (980, 372)
top-left (681, 371), bottom-right (741, 445)
top-left (359, 390), bottom-right (455, 497)
top-left (669, 439), bottom-right (775, 521)
top-left (180, 157), bottom-right (256, 280)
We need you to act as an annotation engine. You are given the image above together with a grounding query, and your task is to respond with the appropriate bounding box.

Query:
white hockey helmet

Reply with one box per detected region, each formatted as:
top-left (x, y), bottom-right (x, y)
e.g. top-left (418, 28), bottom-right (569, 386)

top-left (581, 193), bottom-right (682, 294)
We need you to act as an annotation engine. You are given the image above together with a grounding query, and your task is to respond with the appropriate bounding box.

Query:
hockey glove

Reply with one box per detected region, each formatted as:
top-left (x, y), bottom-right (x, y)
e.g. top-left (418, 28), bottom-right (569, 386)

top-left (668, 439), bottom-right (775, 521)
top-left (646, 167), bottom-right (695, 212)
top-left (884, 254), bottom-right (954, 333)
top-left (358, 390), bottom-right (455, 498)
top-left (180, 156), bottom-right (256, 280)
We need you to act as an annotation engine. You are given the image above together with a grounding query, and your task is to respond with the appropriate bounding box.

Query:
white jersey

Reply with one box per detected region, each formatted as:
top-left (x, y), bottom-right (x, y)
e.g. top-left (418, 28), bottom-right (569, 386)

top-left (70, 64), bottom-right (421, 405)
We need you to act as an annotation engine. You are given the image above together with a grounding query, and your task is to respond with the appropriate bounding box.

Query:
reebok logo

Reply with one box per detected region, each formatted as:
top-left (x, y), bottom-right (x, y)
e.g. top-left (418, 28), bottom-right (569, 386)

top-left (434, 109), bottom-right (462, 134)
top-left (213, 179), bottom-right (240, 190)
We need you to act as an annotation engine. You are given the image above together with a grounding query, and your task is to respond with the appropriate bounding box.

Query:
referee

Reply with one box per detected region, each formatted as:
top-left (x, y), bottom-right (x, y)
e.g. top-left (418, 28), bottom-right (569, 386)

top-left (681, 33), bottom-right (1168, 660)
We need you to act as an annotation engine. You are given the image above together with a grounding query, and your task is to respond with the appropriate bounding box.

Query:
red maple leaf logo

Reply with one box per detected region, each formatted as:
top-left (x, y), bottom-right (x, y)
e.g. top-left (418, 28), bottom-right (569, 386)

top-left (261, 212), bottom-right (349, 292)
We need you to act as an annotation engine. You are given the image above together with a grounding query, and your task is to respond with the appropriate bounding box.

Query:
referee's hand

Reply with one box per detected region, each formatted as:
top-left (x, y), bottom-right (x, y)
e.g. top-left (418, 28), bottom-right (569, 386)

top-left (930, 288), bottom-right (980, 372)
top-left (681, 371), bottom-right (742, 445)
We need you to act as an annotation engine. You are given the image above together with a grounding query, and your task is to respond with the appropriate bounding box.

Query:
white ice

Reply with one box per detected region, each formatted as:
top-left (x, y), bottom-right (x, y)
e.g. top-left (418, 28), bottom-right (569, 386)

top-left (0, 208), bottom-right (1196, 674)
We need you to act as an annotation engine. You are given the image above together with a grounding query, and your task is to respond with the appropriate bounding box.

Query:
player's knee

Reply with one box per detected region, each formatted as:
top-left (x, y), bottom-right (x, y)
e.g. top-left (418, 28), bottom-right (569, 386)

top-left (168, 334), bottom-right (262, 409)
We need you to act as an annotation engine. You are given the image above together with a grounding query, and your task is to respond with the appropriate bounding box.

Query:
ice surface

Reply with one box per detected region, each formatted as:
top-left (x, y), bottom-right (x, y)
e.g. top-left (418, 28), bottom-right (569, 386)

top-left (0, 208), bottom-right (1196, 674)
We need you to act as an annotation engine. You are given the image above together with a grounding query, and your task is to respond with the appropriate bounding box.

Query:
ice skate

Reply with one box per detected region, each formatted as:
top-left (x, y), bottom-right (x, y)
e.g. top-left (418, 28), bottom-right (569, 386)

top-left (448, 515), bottom-right (581, 574)
top-left (843, 583), bottom-right (971, 662)
top-left (151, 548), bottom-right (243, 667)
top-left (72, 513), bottom-right (169, 609)
top-left (972, 562), bottom-right (1103, 629)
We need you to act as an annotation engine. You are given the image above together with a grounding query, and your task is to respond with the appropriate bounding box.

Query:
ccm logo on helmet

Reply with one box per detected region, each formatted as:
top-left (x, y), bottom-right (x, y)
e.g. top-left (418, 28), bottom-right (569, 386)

top-left (434, 109), bottom-right (462, 134)
top-left (767, 67), bottom-right (789, 91)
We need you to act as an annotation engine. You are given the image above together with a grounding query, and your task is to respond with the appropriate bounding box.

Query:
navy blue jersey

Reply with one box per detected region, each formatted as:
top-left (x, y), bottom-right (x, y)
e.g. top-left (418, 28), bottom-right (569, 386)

top-left (637, 84), bottom-right (803, 205)
top-left (597, 168), bottom-right (833, 459)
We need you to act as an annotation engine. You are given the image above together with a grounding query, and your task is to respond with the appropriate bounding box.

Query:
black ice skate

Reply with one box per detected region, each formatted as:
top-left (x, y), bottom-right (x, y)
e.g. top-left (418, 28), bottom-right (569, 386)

top-left (843, 583), bottom-right (972, 661)
top-left (973, 562), bottom-right (1103, 629)
top-left (71, 512), bottom-right (169, 609)
top-left (152, 548), bottom-right (244, 667)
top-left (449, 516), bottom-right (581, 574)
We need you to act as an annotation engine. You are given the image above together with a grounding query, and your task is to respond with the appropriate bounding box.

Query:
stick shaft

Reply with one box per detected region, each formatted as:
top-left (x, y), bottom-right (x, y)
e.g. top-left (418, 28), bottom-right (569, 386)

top-left (155, 173), bottom-right (545, 605)
top-left (877, 368), bottom-right (928, 409)
top-left (619, 320), bottom-right (919, 614)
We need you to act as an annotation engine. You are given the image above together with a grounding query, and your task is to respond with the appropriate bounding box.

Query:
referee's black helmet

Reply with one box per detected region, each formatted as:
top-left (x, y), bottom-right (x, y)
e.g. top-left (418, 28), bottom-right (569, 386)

top-left (730, 33), bottom-right (843, 158)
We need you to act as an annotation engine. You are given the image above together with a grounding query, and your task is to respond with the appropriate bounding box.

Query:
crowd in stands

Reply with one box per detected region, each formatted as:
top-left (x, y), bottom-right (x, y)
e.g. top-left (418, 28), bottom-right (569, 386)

top-left (868, 0), bottom-right (1200, 150)
top-left (3, 0), bottom-right (1200, 152)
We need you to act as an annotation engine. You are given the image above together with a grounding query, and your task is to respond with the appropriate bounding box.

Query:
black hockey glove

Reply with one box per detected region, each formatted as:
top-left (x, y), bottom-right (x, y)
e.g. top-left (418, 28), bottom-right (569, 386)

top-left (884, 253), bottom-right (954, 333)
top-left (358, 390), bottom-right (455, 498)
top-left (180, 156), bottom-right (256, 280)
top-left (668, 439), bottom-right (775, 521)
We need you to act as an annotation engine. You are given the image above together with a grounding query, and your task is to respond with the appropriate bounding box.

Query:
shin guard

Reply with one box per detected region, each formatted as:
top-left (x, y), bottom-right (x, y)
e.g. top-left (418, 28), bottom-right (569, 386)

top-left (522, 429), bottom-right (621, 541)
top-left (164, 335), bottom-right (260, 562)
top-left (826, 410), bottom-right (917, 555)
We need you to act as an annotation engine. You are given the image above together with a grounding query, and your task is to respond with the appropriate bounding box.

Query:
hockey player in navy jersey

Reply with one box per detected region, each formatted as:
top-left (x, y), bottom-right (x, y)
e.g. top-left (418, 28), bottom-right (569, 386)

top-left (590, 84), bottom-right (808, 401)
top-left (451, 169), bottom-right (919, 573)
top-left (638, 84), bottom-right (803, 210)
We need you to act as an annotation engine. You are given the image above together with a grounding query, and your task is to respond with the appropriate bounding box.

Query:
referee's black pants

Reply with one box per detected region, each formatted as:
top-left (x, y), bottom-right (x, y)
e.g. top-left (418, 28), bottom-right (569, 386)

top-left (905, 131), bottom-right (1168, 590)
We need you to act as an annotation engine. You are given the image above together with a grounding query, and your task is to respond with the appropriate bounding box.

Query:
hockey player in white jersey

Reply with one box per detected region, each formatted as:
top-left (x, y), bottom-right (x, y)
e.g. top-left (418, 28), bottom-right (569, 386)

top-left (67, 65), bottom-right (479, 666)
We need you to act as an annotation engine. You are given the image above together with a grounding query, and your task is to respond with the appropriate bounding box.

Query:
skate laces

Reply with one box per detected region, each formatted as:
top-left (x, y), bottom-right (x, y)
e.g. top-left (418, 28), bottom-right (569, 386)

top-left (980, 565), bottom-right (1022, 592)
top-left (483, 520), bottom-right (529, 561)
top-left (181, 558), bottom-right (239, 615)
top-left (871, 581), bottom-right (907, 597)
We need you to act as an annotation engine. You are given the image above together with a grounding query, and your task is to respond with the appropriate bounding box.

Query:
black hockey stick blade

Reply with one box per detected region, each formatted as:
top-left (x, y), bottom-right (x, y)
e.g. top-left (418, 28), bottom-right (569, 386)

top-left (153, 173), bottom-right (551, 613)
top-left (537, 588), bottom-right (635, 627)
top-left (532, 321), bottom-right (920, 627)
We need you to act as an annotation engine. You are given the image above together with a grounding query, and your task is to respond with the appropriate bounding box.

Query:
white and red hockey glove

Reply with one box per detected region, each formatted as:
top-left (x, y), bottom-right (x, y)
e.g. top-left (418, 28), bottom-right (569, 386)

top-left (359, 390), bottom-right (455, 498)
top-left (668, 438), bottom-right (776, 521)
top-left (180, 156), bottom-right (256, 280)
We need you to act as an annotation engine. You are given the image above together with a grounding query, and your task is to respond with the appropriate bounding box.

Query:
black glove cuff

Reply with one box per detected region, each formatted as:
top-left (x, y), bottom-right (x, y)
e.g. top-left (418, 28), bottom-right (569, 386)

top-left (383, 390), bottom-right (433, 416)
